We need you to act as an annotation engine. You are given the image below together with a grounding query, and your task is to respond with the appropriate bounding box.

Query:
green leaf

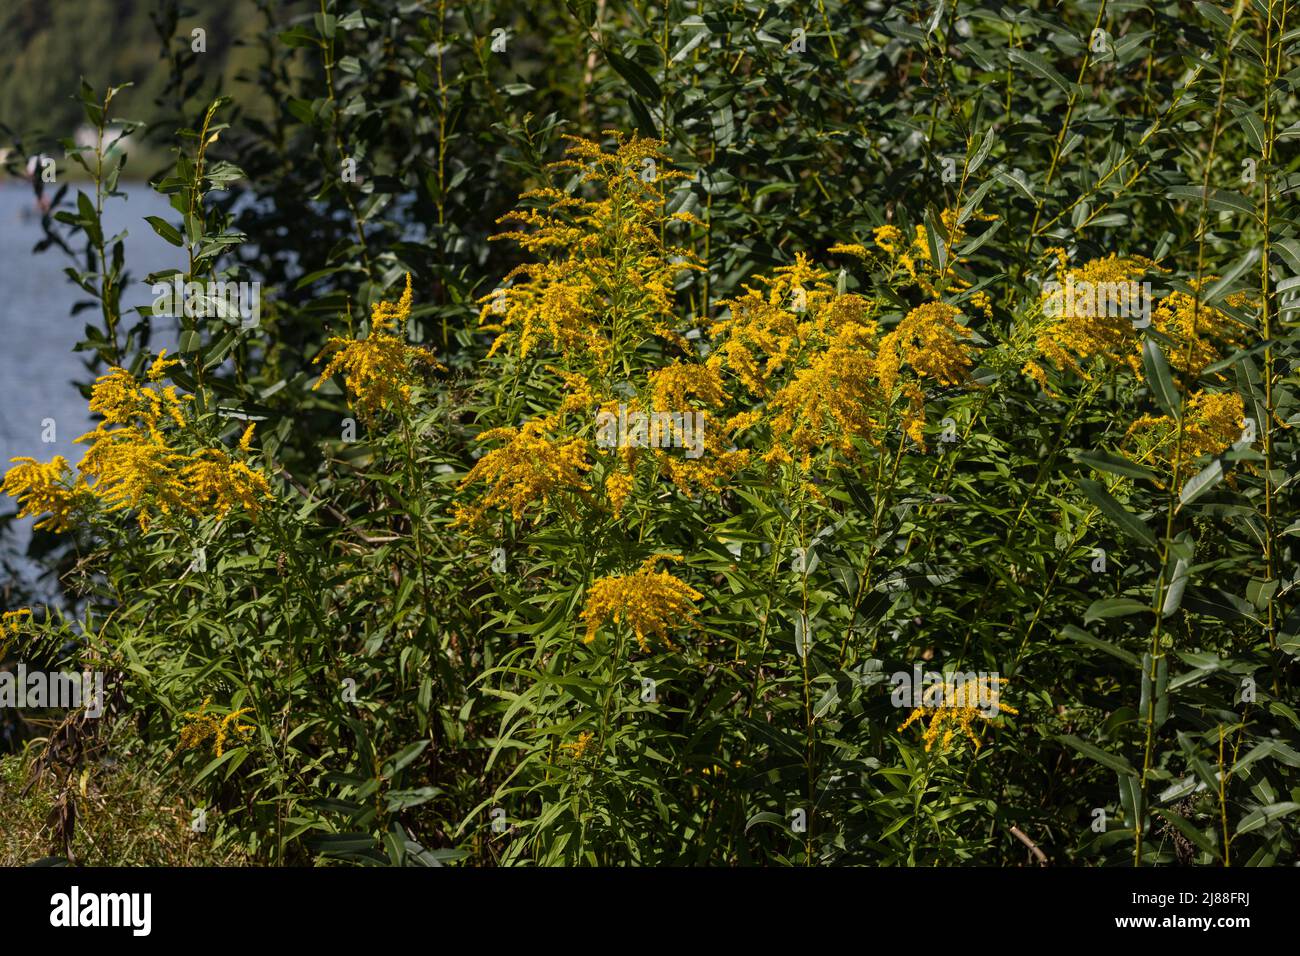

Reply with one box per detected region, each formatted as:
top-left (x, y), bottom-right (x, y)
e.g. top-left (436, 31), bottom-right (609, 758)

top-left (1235, 802), bottom-right (1300, 836)
top-left (1202, 248), bottom-right (1260, 304)
top-left (144, 215), bottom-right (184, 247)
top-left (1075, 449), bottom-right (1159, 482)
top-left (1061, 624), bottom-right (1140, 666)
top-left (605, 50), bottom-right (661, 103)
top-left (1166, 184), bottom-right (1256, 217)
top-left (1178, 460), bottom-right (1222, 511)
top-left (1084, 598), bottom-right (1150, 623)
top-left (1153, 808), bottom-right (1217, 858)
top-left (1077, 478), bottom-right (1158, 550)
top-left (743, 811), bottom-right (785, 833)
top-left (1008, 49), bottom-right (1075, 95)
top-left (1161, 557), bottom-right (1190, 618)
top-left (1142, 338), bottom-right (1180, 418)
top-left (1057, 734), bottom-right (1137, 777)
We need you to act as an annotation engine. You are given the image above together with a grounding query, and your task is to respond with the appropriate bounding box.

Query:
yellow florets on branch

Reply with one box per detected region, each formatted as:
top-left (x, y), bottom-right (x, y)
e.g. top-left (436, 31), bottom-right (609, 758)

top-left (1126, 390), bottom-right (1245, 484)
top-left (4, 356), bottom-right (273, 533)
top-left (313, 273), bottom-right (443, 417)
top-left (177, 697), bottom-right (256, 758)
top-left (898, 674), bottom-right (1018, 753)
top-left (0, 608), bottom-right (33, 659)
top-left (580, 554), bottom-right (703, 652)
top-left (478, 132), bottom-right (702, 366)
top-left (454, 417), bottom-right (592, 526)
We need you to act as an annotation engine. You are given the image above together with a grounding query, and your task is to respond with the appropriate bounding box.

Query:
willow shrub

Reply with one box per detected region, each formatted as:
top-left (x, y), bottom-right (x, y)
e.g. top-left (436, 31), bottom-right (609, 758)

top-left (2, 0), bottom-right (1298, 865)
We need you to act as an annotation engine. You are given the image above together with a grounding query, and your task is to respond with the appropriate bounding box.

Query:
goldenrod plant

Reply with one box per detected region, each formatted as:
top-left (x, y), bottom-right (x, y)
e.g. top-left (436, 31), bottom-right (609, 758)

top-left (0, 0), bottom-right (1296, 870)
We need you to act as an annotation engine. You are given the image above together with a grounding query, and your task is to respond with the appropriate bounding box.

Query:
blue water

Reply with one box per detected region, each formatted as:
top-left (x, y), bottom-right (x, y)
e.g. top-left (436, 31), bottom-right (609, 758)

top-left (0, 180), bottom-right (179, 597)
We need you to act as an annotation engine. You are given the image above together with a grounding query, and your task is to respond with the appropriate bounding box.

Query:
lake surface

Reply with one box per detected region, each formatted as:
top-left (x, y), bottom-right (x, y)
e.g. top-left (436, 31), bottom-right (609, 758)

top-left (0, 180), bottom-right (178, 597)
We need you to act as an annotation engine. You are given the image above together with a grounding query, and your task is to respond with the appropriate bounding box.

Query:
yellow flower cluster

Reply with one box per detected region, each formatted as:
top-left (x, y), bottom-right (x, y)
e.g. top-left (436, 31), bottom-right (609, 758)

top-left (3, 353), bottom-right (272, 532)
top-left (1017, 253), bottom-right (1258, 404)
top-left (1, 456), bottom-right (85, 532)
top-left (477, 133), bottom-right (702, 363)
top-left (0, 608), bottom-right (32, 659)
top-left (176, 697), bottom-right (255, 758)
top-left (1022, 253), bottom-right (1159, 389)
top-left (645, 361), bottom-right (750, 497)
top-left (713, 258), bottom-right (976, 466)
top-left (898, 675), bottom-right (1018, 752)
top-left (560, 731), bottom-right (594, 761)
top-left (762, 320), bottom-right (886, 467)
top-left (458, 135), bottom-right (745, 524)
top-left (580, 555), bottom-right (703, 652)
top-left (1126, 390), bottom-right (1245, 482)
top-left (314, 273), bottom-right (443, 417)
top-left (844, 208), bottom-right (997, 306)
top-left (454, 418), bottom-right (592, 526)
top-left (1148, 279), bottom-right (1251, 382)
top-left (181, 443), bottom-right (274, 518)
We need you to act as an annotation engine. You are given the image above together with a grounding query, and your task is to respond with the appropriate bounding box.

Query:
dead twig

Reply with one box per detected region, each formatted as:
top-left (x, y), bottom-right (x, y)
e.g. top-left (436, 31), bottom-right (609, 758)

top-left (1010, 824), bottom-right (1050, 866)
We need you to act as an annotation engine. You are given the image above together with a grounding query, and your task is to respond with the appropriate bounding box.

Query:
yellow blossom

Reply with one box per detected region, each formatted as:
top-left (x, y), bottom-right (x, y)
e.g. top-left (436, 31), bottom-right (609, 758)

top-left (581, 555), bottom-right (702, 651)
top-left (871, 225), bottom-right (904, 255)
top-left (480, 133), bottom-right (702, 363)
top-left (181, 448), bottom-right (273, 518)
top-left (898, 674), bottom-right (1018, 752)
top-left (87, 364), bottom-right (190, 435)
top-left (455, 418), bottom-right (591, 525)
top-left (148, 348), bottom-right (182, 383)
top-left (766, 321), bottom-right (888, 459)
top-left (1, 608), bottom-right (33, 659)
top-left (604, 446), bottom-right (637, 517)
top-left (313, 273), bottom-right (443, 416)
top-left (878, 301), bottom-right (974, 390)
top-left (1027, 254), bottom-right (1160, 383)
top-left (1126, 390), bottom-right (1244, 483)
top-left (76, 425), bottom-right (192, 529)
top-left (177, 697), bottom-right (255, 757)
top-left (560, 731), bottom-right (594, 761)
top-left (1144, 280), bottom-right (1252, 381)
top-left (2, 456), bottom-right (85, 532)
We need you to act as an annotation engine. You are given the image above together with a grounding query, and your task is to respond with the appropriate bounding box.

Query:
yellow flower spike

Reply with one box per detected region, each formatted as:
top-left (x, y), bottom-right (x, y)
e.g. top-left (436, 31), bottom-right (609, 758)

top-left (880, 301), bottom-right (974, 388)
top-left (1126, 390), bottom-right (1244, 484)
top-left (580, 554), bottom-right (702, 652)
top-left (369, 272), bottom-right (413, 333)
top-left (313, 273), bottom-right (443, 417)
top-left (560, 731), bottom-right (594, 761)
top-left (5, 349), bottom-right (269, 533)
top-left (177, 698), bottom-right (255, 757)
top-left (75, 424), bottom-right (192, 520)
top-left (898, 674), bottom-right (1018, 753)
top-left (1142, 279), bottom-right (1252, 382)
top-left (180, 449), bottom-right (273, 518)
top-left (1027, 254), bottom-right (1163, 382)
top-left (215, 707), bottom-right (256, 757)
top-left (478, 132), bottom-right (702, 364)
top-left (871, 225), bottom-right (904, 255)
top-left (0, 608), bottom-right (33, 659)
top-left (147, 349), bottom-right (181, 383)
top-left (454, 417), bottom-right (592, 526)
top-left (2, 456), bottom-right (83, 532)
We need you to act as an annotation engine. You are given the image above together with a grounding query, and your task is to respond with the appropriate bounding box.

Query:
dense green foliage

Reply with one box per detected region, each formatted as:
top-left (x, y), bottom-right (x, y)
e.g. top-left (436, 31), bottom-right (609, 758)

top-left (2, 0), bottom-right (1298, 866)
